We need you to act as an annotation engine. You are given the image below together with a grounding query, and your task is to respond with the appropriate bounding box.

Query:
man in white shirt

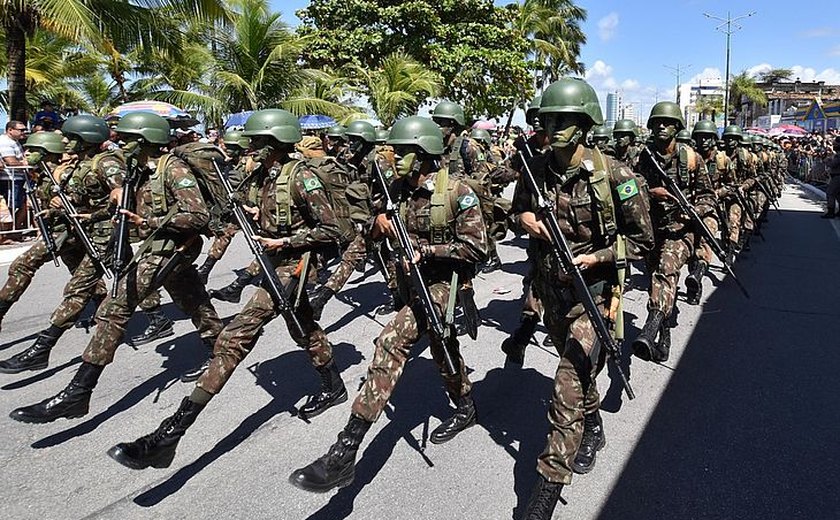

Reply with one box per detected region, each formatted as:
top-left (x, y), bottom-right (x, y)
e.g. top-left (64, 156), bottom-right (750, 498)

top-left (0, 120), bottom-right (30, 238)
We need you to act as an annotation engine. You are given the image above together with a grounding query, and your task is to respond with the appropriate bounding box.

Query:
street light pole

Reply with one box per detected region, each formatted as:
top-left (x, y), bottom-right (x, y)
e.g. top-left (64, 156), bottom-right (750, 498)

top-left (704, 10), bottom-right (756, 124)
top-left (664, 63), bottom-right (692, 106)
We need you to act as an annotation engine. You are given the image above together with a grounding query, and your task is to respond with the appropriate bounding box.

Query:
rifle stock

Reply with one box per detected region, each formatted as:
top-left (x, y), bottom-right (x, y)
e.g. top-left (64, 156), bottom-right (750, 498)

top-left (111, 156), bottom-right (138, 297)
top-left (518, 151), bottom-right (635, 400)
top-left (23, 167), bottom-right (59, 266)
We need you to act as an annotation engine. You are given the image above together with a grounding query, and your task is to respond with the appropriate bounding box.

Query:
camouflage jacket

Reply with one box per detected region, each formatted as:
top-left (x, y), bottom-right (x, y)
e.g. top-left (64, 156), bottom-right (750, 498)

top-left (65, 150), bottom-right (125, 228)
top-left (636, 142), bottom-right (716, 231)
top-left (390, 168), bottom-right (488, 280)
top-left (513, 147), bottom-right (654, 287)
top-left (135, 155), bottom-right (209, 243)
top-left (607, 144), bottom-right (641, 170)
top-left (255, 158), bottom-right (341, 253)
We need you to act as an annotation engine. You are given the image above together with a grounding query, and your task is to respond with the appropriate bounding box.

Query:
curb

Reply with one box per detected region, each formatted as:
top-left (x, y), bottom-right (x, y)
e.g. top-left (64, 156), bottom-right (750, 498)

top-left (791, 178), bottom-right (827, 200)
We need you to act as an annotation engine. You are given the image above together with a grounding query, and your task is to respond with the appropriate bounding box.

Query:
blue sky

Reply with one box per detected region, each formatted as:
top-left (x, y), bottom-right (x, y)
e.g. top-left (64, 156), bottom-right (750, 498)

top-left (274, 0), bottom-right (840, 118)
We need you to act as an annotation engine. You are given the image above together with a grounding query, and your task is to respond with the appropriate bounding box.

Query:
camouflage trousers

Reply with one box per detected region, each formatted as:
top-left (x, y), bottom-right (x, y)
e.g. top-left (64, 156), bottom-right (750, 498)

top-left (533, 278), bottom-right (610, 484)
top-left (694, 215), bottom-right (720, 265)
top-left (83, 241), bottom-right (222, 366)
top-left (726, 198), bottom-right (744, 244)
top-left (49, 245), bottom-right (109, 329)
top-left (0, 232), bottom-right (84, 306)
top-left (646, 228), bottom-right (696, 314)
top-left (752, 189), bottom-right (768, 219)
top-left (518, 258), bottom-right (543, 320)
top-left (352, 279), bottom-right (472, 423)
top-left (207, 222), bottom-right (239, 261)
top-left (324, 235), bottom-right (396, 294)
top-left (197, 258), bottom-right (332, 395)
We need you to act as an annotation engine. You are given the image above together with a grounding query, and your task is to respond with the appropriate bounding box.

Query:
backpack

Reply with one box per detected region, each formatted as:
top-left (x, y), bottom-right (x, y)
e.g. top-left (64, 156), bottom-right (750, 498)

top-left (160, 142), bottom-right (230, 235)
top-left (275, 156), bottom-right (356, 246)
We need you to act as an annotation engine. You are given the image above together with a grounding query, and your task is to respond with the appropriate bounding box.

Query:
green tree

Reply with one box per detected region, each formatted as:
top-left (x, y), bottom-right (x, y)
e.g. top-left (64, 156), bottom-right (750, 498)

top-left (296, 0), bottom-right (532, 117)
top-left (729, 71), bottom-right (767, 124)
top-left (344, 52), bottom-right (441, 127)
top-left (695, 95), bottom-right (724, 122)
top-left (0, 0), bottom-right (227, 122)
top-left (757, 68), bottom-right (794, 84)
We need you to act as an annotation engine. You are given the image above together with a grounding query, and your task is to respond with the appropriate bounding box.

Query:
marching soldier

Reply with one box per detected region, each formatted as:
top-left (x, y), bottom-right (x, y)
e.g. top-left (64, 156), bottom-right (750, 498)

top-left (289, 115), bottom-right (487, 493)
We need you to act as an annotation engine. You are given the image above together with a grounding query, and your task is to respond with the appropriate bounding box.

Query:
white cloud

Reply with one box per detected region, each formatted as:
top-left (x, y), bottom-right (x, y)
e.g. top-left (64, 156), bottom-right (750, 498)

top-left (686, 67), bottom-right (722, 85)
top-left (741, 62), bottom-right (840, 84)
top-left (800, 27), bottom-right (835, 38)
top-left (745, 63), bottom-right (772, 78)
top-left (597, 12), bottom-right (619, 41)
top-left (829, 45), bottom-right (840, 57)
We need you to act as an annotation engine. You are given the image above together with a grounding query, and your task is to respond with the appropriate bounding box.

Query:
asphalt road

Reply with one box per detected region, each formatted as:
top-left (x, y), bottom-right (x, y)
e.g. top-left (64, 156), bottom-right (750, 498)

top-left (0, 181), bottom-right (837, 520)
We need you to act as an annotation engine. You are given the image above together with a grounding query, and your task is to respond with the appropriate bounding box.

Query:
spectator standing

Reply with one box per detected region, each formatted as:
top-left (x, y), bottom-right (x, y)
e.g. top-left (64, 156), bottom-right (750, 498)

top-left (822, 135), bottom-right (840, 218)
top-left (0, 121), bottom-right (29, 240)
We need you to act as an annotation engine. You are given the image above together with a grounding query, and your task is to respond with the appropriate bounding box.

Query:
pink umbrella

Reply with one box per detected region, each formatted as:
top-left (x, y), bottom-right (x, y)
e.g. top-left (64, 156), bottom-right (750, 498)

top-left (769, 124), bottom-right (806, 136)
top-left (472, 120), bottom-right (497, 130)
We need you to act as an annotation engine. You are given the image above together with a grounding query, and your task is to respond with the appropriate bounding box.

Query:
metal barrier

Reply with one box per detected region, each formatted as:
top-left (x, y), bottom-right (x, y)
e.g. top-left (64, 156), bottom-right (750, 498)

top-left (0, 165), bottom-right (37, 238)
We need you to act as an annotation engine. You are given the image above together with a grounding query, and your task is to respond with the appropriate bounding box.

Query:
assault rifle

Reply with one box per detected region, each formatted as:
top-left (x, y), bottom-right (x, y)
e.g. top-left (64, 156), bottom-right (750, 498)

top-left (518, 151), bottom-right (635, 400)
top-left (111, 156), bottom-right (138, 297)
top-left (642, 147), bottom-right (750, 299)
top-left (755, 176), bottom-right (782, 214)
top-left (212, 161), bottom-right (303, 337)
top-left (731, 188), bottom-right (764, 241)
top-left (372, 161), bottom-right (459, 375)
top-left (41, 162), bottom-right (113, 278)
top-left (22, 167), bottom-right (59, 266)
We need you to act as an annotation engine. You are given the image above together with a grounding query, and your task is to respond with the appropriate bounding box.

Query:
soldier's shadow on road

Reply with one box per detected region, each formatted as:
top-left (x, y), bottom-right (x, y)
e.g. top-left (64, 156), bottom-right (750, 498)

top-left (0, 331), bottom-right (39, 352)
top-left (133, 342), bottom-right (364, 508)
top-left (29, 333), bottom-right (210, 449)
top-left (302, 348), bottom-right (459, 520)
top-left (472, 366), bottom-right (553, 520)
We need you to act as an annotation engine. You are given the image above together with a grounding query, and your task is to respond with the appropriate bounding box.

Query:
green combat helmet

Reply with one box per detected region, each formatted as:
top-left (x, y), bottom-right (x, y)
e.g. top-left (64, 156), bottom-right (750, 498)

top-left (539, 77), bottom-right (604, 127)
top-left (676, 129), bottom-right (693, 144)
top-left (24, 131), bottom-right (67, 154)
top-left (115, 112), bottom-right (171, 144)
top-left (326, 125), bottom-right (347, 140)
top-left (722, 125), bottom-right (744, 140)
top-left (62, 115), bottom-right (110, 144)
top-left (526, 95), bottom-right (542, 127)
top-left (692, 120), bottom-right (718, 137)
top-left (613, 119), bottom-right (638, 136)
top-left (470, 128), bottom-right (492, 146)
top-left (431, 101), bottom-right (466, 127)
top-left (592, 125), bottom-right (611, 139)
top-left (223, 130), bottom-right (250, 150)
top-left (387, 116), bottom-right (444, 155)
top-left (375, 128), bottom-right (390, 145)
top-left (345, 120), bottom-right (376, 143)
top-left (646, 101), bottom-right (685, 130)
top-left (242, 109), bottom-right (302, 144)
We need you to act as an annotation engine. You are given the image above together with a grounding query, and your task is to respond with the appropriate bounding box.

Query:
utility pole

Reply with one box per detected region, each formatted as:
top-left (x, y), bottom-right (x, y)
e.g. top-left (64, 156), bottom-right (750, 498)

top-left (704, 11), bottom-right (756, 124)
top-left (664, 64), bottom-right (692, 106)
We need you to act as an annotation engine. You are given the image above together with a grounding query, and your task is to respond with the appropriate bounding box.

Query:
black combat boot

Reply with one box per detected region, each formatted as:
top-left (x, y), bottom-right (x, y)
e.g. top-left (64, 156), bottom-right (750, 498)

top-left (480, 250), bottom-right (502, 274)
top-left (208, 270), bottom-right (254, 303)
top-left (0, 324), bottom-right (64, 374)
top-left (684, 260), bottom-right (708, 306)
top-left (522, 475), bottom-right (564, 520)
top-left (299, 360), bottom-right (348, 419)
top-left (128, 309), bottom-right (174, 347)
top-left (180, 338), bottom-right (215, 383)
top-left (501, 314), bottom-right (539, 365)
top-left (289, 414), bottom-right (372, 492)
top-left (572, 410), bottom-right (606, 474)
top-left (632, 309), bottom-right (666, 361)
top-left (0, 299), bottom-right (12, 332)
top-left (309, 286), bottom-right (336, 322)
top-left (9, 362), bottom-right (103, 423)
top-left (374, 289), bottom-right (403, 316)
top-left (196, 257), bottom-right (217, 285)
top-left (430, 393), bottom-right (477, 444)
top-left (651, 324), bottom-right (671, 363)
top-left (107, 397), bottom-right (205, 469)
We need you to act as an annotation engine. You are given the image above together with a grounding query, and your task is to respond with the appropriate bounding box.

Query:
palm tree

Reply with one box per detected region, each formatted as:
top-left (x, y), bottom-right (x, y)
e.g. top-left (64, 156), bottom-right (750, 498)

top-left (0, 0), bottom-right (227, 122)
top-left (282, 68), bottom-right (363, 122)
top-left (729, 71), bottom-right (767, 125)
top-left (344, 52), bottom-right (441, 127)
top-left (695, 95), bottom-right (724, 122)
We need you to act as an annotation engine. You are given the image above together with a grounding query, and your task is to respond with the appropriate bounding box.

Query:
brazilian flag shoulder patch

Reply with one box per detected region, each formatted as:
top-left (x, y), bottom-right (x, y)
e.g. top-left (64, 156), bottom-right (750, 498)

top-left (616, 178), bottom-right (639, 201)
top-left (176, 177), bottom-right (197, 189)
top-left (458, 193), bottom-right (479, 211)
top-left (303, 176), bottom-right (323, 192)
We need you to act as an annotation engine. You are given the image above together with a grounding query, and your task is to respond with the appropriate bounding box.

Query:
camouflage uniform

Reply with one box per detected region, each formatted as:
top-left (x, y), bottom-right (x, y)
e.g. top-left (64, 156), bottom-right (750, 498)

top-left (637, 144), bottom-right (715, 314)
top-left (351, 168), bottom-right (487, 422)
top-left (514, 147), bottom-right (653, 484)
top-left (691, 149), bottom-right (726, 267)
top-left (196, 157), bottom-right (342, 395)
top-left (82, 155), bottom-right (223, 366)
top-left (45, 151), bottom-right (124, 329)
top-left (204, 156), bottom-right (254, 262)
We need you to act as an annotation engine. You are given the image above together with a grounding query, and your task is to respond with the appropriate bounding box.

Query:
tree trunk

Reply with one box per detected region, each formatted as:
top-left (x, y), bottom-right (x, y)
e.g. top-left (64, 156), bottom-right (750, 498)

top-left (6, 19), bottom-right (29, 123)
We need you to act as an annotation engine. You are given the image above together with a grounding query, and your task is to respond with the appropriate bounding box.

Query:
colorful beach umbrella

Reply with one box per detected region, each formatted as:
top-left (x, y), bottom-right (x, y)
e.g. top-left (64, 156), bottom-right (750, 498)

top-left (106, 101), bottom-right (198, 129)
top-left (299, 115), bottom-right (337, 130)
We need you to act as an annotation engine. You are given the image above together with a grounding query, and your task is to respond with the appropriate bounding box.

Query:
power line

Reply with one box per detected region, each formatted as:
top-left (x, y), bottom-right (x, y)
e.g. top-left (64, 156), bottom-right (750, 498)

top-left (703, 10), bottom-right (757, 123)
